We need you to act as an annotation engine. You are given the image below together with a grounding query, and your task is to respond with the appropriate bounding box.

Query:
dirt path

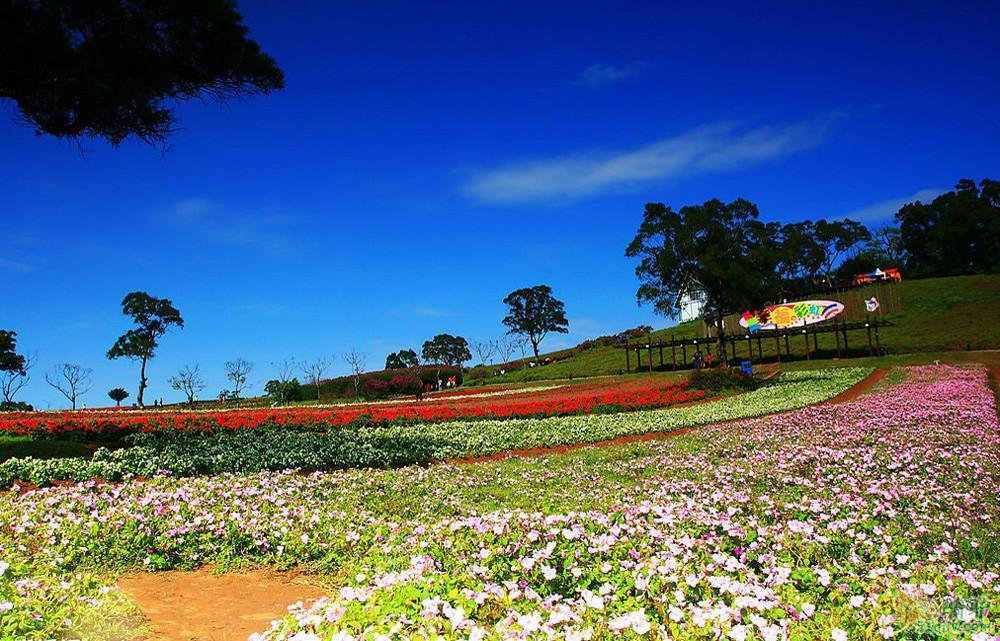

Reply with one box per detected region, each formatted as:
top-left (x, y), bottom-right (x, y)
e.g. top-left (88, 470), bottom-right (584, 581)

top-left (445, 368), bottom-right (889, 466)
top-left (118, 568), bottom-right (326, 641)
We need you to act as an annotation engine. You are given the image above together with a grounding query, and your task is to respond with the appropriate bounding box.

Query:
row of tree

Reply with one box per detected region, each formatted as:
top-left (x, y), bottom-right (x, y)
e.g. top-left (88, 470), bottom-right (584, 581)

top-left (626, 178), bottom-right (999, 363)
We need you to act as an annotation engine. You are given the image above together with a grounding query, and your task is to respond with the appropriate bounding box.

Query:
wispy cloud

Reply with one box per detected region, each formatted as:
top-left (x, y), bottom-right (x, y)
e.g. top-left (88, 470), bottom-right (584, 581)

top-left (463, 119), bottom-right (834, 204)
top-left (157, 198), bottom-right (298, 257)
top-left (411, 306), bottom-right (454, 318)
top-left (578, 61), bottom-right (650, 88)
top-left (844, 188), bottom-right (946, 222)
top-left (0, 257), bottom-right (34, 273)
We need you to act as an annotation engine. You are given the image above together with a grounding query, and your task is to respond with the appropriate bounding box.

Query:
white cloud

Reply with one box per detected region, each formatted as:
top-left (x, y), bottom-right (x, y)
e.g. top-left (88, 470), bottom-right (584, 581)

top-left (579, 62), bottom-right (650, 88)
top-left (158, 198), bottom-right (298, 256)
top-left (843, 188), bottom-right (946, 222)
top-left (464, 119), bottom-right (833, 204)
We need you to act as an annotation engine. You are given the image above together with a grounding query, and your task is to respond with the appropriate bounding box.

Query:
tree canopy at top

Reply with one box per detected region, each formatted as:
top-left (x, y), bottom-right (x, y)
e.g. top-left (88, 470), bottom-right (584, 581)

top-left (0, 0), bottom-right (284, 147)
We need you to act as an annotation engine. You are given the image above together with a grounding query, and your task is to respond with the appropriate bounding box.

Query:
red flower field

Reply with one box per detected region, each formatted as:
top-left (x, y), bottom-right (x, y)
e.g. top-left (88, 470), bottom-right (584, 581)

top-left (0, 378), bottom-right (706, 438)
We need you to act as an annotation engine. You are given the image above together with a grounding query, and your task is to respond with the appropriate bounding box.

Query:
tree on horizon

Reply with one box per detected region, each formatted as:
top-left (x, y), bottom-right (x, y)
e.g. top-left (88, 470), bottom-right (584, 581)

top-left (107, 292), bottom-right (184, 407)
top-left (501, 286), bottom-right (569, 361)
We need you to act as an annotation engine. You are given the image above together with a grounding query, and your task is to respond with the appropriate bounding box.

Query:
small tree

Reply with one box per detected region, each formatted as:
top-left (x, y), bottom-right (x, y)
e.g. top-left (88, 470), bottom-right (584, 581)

top-left (224, 358), bottom-right (253, 401)
top-left (107, 292), bottom-right (184, 407)
top-left (385, 349), bottom-right (419, 370)
top-left (269, 358), bottom-right (298, 404)
top-left (343, 349), bottom-right (368, 396)
top-left (502, 286), bottom-right (569, 361)
top-left (472, 340), bottom-right (496, 367)
top-left (301, 356), bottom-right (333, 402)
top-left (0, 330), bottom-right (34, 405)
top-left (108, 388), bottom-right (129, 406)
top-left (44, 363), bottom-right (93, 410)
top-left (496, 335), bottom-right (518, 365)
top-left (168, 365), bottom-right (205, 405)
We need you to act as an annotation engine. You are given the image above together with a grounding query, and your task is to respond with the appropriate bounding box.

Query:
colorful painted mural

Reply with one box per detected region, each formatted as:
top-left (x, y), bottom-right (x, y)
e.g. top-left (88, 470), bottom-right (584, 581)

top-left (739, 300), bottom-right (845, 332)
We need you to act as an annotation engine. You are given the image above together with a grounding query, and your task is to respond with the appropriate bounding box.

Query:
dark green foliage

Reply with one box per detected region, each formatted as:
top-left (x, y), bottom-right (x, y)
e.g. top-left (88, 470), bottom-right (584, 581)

top-left (0, 330), bottom-right (26, 374)
top-left (0, 401), bottom-right (33, 412)
top-left (107, 292), bottom-right (184, 407)
top-left (0, 0), bottom-right (284, 146)
top-left (422, 335), bottom-right (472, 370)
top-left (265, 378), bottom-right (302, 404)
top-left (108, 388), bottom-right (129, 406)
top-left (688, 368), bottom-right (761, 391)
top-left (502, 285), bottom-right (570, 360)
top-left (385, 349), bottom-right (419, 370)
top-left (895, 179), bottom-right (1000, 278)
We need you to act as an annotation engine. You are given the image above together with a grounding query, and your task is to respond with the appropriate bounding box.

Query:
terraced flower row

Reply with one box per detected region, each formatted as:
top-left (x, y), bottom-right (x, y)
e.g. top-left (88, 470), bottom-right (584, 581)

top-left (4, 365), bottom-right (992, 640)
top-left (0, 378), bottom-right (704, 438)
top-left (0, 369), bottom-right (868, 487)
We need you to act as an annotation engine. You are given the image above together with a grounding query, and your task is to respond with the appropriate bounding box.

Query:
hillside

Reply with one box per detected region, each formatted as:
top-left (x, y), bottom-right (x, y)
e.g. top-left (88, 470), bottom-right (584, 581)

top-left (469, 274), bottom-right (1000, 383)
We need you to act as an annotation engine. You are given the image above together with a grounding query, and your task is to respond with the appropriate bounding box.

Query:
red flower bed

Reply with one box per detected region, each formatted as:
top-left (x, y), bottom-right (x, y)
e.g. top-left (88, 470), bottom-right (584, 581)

top-left (0, 379), bottom-right (706, 438)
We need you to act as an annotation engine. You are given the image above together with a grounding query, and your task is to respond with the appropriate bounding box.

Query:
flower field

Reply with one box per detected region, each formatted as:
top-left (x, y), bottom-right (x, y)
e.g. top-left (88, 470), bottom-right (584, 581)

top-left (0, 369), bottom-right (867, 487)
top-left (0, 364), bottom-right (997, 640)
top-left (0, 378), bottom-right (706, 438)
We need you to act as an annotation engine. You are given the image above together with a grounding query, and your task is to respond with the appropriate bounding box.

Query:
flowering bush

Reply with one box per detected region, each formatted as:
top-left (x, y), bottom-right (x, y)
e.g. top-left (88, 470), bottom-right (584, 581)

top-left (0, 369), bottom-right (868, 486)
top-left (0, 365), bottom-right (995, 640)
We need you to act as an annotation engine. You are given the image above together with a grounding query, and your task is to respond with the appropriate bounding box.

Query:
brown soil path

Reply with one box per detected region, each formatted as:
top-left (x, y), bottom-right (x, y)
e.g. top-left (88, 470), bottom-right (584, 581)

top-left (445, 368), bottom-right (888, 466)
top-left (118, 568), bottom-right (325, 641)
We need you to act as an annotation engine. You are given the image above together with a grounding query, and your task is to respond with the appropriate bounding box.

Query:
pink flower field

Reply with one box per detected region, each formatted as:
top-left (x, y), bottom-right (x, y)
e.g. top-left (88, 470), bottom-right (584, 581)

top-left (1, 365), bottom-right (997, 640)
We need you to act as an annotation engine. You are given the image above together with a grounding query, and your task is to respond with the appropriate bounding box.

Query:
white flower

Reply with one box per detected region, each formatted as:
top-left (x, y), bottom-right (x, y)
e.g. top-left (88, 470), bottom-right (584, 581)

top-left (609, 610), bottom-right (651, 635)
top-left (728, 625), bottom-right (749, 641)
top-left (832, 628), bottom-right (848, 641)
top-left (0, 561), bottom-right (9, 577)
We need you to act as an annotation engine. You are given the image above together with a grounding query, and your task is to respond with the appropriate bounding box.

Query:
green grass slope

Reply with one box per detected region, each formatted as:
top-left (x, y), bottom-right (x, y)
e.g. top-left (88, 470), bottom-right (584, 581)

top-left (472, 274), bottom-right (1000, 383)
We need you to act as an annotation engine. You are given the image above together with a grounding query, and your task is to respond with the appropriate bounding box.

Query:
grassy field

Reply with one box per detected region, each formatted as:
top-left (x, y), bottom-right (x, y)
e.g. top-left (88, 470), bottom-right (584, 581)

top-left (470, 274), bottom-right (1000, 383)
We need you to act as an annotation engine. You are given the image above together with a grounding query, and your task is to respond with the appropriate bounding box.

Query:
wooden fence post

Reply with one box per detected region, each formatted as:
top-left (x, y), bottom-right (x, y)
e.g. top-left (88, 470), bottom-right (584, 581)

top-left (866, 317), bottom-right (874, 356)
top-left (803, 329), bottom-right (810, 360)
top-left (834, 319), bottom-right (842, 358)
top-left (671, 335), bottom-right (676, 371)
top-left (624, 340), bottom-right (630, 373)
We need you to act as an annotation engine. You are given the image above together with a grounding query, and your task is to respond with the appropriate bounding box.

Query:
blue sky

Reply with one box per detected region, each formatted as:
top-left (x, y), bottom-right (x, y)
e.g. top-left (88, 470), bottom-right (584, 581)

top-left (3, 0), bottom-right (999, 408)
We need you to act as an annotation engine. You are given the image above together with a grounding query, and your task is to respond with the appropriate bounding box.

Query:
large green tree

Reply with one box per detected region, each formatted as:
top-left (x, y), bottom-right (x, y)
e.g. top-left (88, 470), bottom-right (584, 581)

top-left (421, 334), bottom-right (471, 379)
top-left (1, 0), bottom-right (284, 147)
top-left (107, 292), bottom-right (184, 407)
top-left (502, 285), bottom-right (569, 361)
top-left (626, 198), bottom-right (781, 363)
top-left (895, 179), bottom-right (1000, 278)
top-left (385, 349), bottom-right (419, 370)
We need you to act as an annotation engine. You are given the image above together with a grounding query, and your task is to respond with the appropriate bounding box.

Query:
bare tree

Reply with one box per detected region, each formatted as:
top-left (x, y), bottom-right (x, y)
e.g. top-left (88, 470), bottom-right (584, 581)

top-left (169, 364), bottom-right (205, 405)
top-left (496, 336), bottom-right (517, 365)
top-left (301, 356), bottom-right (333, 403)
top-left (267, 358), bottom-right (298, 405)
top-left (224, 358), bottom-right (253, 401)
top-left (44, 363), bottom-right (93, 410)
top-left (472, 340), bottom-right (496, 368)
top-left (342, 349), bottom-right (368, 397)
top-left (1, 350), bottom-right (35, 404)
